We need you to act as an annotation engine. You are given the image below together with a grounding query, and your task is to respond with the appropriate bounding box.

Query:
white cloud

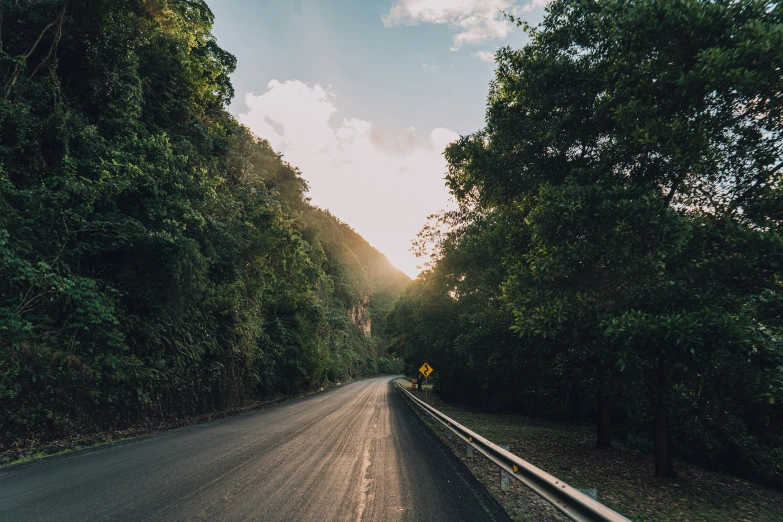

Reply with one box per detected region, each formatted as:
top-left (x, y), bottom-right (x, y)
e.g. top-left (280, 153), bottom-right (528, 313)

top-left (472, 50), bottom-right (495, 63)
top-left (238, 80), bottom-right (459, 278)
top-left (383, 0), bottom-right (518, 50)
top-left (523, 0), bottom-right (549, 12)
top-left (383, 0), bottom-right (550, 50)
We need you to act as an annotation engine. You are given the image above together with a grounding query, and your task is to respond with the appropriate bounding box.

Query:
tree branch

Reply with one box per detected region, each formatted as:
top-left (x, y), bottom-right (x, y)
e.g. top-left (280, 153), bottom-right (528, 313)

top-left (728, 160), bottom-right (782, 215)
top-left (663, 170), bottom-right (687, 207)
top-left (4, 2), bottom-right (67, 99)
top-left (29, 3), bottom-right (67, 81)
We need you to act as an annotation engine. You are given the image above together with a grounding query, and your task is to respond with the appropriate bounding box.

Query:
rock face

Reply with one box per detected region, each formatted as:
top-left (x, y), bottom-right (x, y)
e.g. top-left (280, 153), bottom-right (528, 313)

top-left (350, 295), bottom-right (372, 337)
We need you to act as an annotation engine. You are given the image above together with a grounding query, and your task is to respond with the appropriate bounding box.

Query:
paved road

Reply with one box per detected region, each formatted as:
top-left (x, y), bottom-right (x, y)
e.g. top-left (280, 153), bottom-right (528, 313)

top-left (0, 377), bottom-right (509, 521)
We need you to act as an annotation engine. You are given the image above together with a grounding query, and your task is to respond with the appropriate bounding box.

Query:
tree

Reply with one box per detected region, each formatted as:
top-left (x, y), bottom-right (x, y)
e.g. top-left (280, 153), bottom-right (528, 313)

top-left (391, 0), bottom-right (783, 482)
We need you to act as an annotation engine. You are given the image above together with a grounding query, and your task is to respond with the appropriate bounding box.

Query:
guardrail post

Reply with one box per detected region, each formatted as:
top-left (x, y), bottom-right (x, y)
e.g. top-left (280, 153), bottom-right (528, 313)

top-left (500, 445), bottom-right (510, 491)
top-left (467, 443), bottom-right (474, 458)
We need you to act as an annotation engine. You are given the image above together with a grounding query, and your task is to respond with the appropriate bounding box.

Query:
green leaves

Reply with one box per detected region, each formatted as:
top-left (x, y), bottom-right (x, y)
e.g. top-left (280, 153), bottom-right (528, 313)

top-left (0, 0), bottom-right (404, 449)
top-left (393, 0), bottom-right (783, 484)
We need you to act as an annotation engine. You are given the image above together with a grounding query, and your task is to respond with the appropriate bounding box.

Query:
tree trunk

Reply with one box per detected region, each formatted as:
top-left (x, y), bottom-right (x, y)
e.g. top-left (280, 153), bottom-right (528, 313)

top-left (597, 390), bottom-right (611, 448)
top-left (569, 379), bottom-right (580, 422)
top-left (653, 355), bottom-right (676, 477)
top-left (653, 407), bottom-right (676, 477)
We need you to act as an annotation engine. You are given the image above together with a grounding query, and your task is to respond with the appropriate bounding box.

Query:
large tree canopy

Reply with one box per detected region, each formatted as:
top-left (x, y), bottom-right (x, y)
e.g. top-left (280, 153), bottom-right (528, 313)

top-left (389, 0), bottom-right (783, 483)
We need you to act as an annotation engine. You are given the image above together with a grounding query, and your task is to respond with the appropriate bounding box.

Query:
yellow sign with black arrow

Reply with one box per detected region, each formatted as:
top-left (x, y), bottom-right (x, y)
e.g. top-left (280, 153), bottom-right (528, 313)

top-left (419, 362), bottom-right (433, 377)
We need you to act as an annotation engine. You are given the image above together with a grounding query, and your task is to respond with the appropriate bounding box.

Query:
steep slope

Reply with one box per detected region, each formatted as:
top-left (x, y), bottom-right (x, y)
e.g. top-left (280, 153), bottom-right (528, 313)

top-left (0, 0), bottom-right (408, 451)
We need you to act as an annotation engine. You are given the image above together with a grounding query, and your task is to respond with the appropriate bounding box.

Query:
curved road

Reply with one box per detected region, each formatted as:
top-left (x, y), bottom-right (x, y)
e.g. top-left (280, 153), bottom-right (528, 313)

top-left (0, 377), bottom-right (509, 521)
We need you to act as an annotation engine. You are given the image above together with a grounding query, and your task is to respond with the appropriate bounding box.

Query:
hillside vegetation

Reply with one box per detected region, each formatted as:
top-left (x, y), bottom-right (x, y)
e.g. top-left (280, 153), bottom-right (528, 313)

top-left (388, 0), bottom-right (783, 487)
top-left (0, 0), bottom-right (407, 451)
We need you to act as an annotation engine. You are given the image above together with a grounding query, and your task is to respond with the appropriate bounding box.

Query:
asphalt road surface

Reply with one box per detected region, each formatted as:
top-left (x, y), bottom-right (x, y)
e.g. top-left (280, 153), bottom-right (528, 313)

top-left (0, 376), bottom-right (509, 521)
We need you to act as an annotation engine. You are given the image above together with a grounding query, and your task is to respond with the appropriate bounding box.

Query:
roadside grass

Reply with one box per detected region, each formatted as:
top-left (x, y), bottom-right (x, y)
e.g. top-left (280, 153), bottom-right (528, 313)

top-left (0, 436), bottom-right (144, 469)
top-left (3, 451), bottom-right (49, 467)
top-left (396, 378), bottom-right (783, 522)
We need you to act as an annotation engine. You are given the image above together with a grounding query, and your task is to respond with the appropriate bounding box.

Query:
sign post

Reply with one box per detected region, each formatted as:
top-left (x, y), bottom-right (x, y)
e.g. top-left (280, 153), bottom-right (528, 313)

top-left (418, 362), bottom-right (433, 403)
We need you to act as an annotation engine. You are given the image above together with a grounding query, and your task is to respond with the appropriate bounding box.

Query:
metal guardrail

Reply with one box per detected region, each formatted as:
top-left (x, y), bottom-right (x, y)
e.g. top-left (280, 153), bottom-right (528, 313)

top-left (393, 379), bottom-right (631, 522)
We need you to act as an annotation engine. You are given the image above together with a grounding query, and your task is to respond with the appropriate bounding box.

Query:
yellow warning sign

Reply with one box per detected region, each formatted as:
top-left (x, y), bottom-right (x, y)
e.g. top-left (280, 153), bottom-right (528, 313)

top-left (419, 362), bottom-right (433, 377)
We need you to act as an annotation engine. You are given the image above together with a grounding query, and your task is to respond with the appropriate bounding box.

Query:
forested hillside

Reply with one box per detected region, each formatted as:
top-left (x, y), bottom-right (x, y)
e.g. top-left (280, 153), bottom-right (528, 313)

top-left (0, 0), bottom-right (407, 451)
top-left (388, 0), bottom-right (783, 486)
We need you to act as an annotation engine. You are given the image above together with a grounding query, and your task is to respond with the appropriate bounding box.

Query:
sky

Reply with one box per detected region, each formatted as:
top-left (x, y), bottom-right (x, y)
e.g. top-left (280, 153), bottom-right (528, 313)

top-left (206, 0), bottom-right (548, 278)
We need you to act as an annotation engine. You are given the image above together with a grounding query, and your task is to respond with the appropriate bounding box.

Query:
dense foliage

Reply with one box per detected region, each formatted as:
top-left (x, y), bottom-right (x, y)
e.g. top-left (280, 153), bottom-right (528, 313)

top-left (388, 0), bottom-right (783, 485)
top-left (0, 0), bottom-right (406, 450)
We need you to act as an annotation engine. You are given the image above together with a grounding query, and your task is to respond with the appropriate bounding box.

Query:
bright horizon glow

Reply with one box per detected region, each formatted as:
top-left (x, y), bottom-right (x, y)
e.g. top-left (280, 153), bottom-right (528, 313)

top-left (237, 80), bottom-right (458, 278)
top-left (208, 0), bottom-right (548, 278)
